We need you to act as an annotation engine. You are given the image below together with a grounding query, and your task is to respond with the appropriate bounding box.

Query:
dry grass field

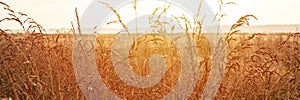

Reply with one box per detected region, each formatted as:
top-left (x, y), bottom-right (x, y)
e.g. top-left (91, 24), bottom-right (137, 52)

top-left (0, 32), bottom-right (299, 99)
top-left (0, 0), bottom-right (300, 99)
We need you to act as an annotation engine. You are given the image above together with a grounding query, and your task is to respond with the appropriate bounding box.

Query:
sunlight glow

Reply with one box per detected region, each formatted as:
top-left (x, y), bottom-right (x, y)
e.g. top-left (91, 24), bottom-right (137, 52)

top-left (0, 0), bottom-right (299, 30)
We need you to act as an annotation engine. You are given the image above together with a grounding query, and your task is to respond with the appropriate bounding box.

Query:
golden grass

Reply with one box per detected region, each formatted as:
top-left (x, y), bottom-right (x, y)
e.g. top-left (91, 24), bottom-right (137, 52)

top-left (0, 1), bottom-right (299, 99)
top-left (0, 33), bottom-right (299, 99)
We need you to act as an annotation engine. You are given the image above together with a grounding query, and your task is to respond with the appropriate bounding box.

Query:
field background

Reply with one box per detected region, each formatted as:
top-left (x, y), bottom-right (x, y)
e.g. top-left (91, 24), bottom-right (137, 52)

top-left (0, 0), bottom-right (300, 99)
top-left (0, 33), bottom-right (299, 99)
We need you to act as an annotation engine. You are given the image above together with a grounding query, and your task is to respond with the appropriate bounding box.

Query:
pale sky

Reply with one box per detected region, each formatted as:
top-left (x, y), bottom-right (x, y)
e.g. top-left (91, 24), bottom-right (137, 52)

top-left (1, 0), bottom-right (300, 30)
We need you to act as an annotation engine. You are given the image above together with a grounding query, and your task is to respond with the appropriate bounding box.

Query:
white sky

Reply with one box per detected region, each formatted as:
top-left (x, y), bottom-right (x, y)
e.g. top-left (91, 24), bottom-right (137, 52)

top-left (0, 0), bottom-right (300, 30)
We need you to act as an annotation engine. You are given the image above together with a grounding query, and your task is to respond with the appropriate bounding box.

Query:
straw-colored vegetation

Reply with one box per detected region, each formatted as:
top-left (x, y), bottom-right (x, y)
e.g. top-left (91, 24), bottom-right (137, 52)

top-left (0, 1), bottom-right (299, 100)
